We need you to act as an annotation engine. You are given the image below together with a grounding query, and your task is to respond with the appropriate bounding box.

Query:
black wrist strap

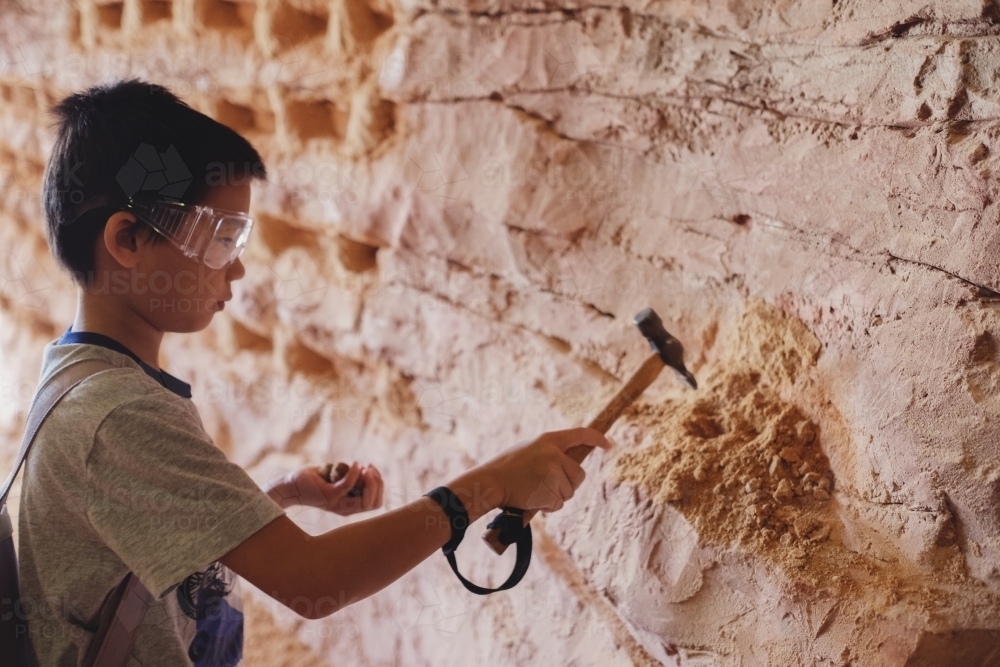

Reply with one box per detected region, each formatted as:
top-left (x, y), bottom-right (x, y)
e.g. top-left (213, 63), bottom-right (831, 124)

top-left (424, 487), bottom-right (532, 595)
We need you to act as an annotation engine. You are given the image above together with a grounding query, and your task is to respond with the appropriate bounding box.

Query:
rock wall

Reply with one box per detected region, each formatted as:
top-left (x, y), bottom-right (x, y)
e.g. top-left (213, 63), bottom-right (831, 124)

top-left (3, 0), bottom-right (1000, 665)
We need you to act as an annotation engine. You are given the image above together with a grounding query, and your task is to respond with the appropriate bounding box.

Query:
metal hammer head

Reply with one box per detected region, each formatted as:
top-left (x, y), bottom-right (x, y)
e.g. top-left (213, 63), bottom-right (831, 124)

top-left (633, 308), bottom-right (697, 389)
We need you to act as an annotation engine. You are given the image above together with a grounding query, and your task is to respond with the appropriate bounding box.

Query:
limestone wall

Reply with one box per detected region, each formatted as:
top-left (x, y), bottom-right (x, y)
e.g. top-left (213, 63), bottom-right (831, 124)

top-left (2, 0), bottom-right (1000, 665)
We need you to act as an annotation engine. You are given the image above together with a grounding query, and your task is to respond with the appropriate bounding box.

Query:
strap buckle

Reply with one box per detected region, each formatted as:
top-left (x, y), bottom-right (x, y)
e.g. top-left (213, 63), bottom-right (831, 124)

top-left (425, 489), bottom-right (533, 596)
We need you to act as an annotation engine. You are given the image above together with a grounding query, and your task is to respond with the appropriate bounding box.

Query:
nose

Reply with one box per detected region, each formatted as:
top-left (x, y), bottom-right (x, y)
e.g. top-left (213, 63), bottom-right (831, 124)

top-left (227, 256), bottom-right (246, 281)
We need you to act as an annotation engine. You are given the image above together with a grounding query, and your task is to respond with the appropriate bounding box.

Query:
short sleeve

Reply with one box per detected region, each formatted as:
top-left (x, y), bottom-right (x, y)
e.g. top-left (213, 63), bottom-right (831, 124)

top-left (86, 393), bottom-right (286, 600)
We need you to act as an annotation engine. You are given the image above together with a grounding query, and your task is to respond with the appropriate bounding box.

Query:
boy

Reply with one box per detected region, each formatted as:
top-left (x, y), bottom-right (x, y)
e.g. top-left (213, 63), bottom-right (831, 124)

top-left (20, 77), bottom-right (610, 665)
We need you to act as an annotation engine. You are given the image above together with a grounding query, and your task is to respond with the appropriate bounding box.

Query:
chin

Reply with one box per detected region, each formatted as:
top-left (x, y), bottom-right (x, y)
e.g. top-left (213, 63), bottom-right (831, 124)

top-left (162, 313), bottom-right (218, 334)
top-left (146, 295), bottom-right (226, 332)
top-left (193, 312), bottom-right (220, 331)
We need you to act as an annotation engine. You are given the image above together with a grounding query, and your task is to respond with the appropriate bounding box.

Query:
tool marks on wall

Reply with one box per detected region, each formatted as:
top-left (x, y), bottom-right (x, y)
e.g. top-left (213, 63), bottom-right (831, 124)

top-left (61, 0), bottom-right (399, 158)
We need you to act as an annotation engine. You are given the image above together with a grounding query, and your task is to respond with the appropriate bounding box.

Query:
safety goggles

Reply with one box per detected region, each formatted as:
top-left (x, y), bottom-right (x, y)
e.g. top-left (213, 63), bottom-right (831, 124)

top-left (123, 196), bottom-right (254, 270)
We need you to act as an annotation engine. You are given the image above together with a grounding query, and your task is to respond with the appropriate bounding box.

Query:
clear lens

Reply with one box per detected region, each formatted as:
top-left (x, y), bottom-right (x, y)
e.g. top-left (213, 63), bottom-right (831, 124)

top-left (128, 199), bottom-right (253, 270)
top-left (203, 215), bottom-right (252, 269)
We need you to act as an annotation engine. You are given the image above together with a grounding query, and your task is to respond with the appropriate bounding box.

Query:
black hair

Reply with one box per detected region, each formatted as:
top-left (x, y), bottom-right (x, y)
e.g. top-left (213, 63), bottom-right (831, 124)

top-left (42, 77), bottom-right (268, 285)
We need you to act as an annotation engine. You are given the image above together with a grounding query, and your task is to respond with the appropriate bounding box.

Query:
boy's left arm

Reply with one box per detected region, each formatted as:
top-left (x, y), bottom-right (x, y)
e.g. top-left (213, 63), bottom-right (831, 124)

top-left (264, 462), bottom-right (383, 516)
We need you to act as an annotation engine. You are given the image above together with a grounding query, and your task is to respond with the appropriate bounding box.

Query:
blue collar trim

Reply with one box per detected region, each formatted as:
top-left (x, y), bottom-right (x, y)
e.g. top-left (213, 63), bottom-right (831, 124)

top-left (58, 326), bottom-right (193, 399)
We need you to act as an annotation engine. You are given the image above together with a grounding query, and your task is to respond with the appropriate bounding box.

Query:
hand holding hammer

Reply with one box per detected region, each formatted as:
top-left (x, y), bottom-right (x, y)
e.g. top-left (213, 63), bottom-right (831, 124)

top-left (482, 308), bottom-right (697, 554)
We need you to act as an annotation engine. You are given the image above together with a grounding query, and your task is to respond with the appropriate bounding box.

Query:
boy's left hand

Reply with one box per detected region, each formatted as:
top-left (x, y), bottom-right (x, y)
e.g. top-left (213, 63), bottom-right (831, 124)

top-left (269, 462), bottom-right (384, 515)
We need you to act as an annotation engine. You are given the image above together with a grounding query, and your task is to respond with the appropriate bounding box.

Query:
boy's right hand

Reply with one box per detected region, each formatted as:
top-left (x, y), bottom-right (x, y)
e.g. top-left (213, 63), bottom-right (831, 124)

top-left (483, 427), bottom-right (613, 512)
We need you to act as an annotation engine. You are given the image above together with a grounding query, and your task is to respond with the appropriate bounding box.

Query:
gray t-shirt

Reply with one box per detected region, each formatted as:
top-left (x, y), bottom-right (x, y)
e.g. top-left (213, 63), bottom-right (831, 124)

top-left (16, 339), bottom-right (286, 666)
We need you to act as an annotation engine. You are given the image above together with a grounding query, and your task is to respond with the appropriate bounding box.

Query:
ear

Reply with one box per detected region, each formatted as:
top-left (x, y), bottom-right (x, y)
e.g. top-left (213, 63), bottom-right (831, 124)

top-left (102, 211), bottom-right (145, 269)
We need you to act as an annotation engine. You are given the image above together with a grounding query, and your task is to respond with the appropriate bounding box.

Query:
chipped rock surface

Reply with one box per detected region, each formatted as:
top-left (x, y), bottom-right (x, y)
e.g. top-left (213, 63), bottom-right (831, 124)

top-left (3, 0), bottom-right (1000, 665)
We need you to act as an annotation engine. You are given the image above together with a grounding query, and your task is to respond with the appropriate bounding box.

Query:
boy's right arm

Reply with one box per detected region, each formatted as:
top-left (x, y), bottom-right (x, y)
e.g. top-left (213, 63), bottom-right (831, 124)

top-left (220, 466), bottom-right (499, 620)
top-left (220, 427), bottom-right (612, 620)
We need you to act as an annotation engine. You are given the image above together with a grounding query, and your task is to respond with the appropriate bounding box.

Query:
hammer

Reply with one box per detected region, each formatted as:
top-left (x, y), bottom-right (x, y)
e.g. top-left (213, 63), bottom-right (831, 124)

top-left (482, 308), bottom-right (697, 554)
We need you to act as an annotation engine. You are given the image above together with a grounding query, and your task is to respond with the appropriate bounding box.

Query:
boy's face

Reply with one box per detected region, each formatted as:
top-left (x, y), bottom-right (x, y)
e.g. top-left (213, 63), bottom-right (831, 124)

top-left (97, 181), bottom-right (251, 334)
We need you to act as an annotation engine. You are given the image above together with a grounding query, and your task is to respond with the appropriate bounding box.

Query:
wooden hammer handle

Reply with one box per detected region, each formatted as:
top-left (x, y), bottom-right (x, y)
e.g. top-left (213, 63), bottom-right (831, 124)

top-left (482, 353), bottom-right (668, 554)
